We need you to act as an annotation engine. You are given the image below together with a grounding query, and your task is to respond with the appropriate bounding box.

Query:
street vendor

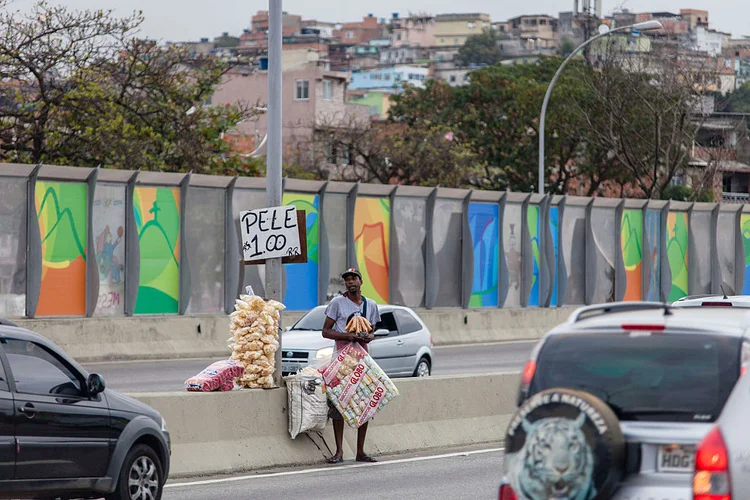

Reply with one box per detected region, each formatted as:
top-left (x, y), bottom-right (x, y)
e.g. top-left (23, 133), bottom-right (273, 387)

top-left (322, 268), bottom-right (381, 464)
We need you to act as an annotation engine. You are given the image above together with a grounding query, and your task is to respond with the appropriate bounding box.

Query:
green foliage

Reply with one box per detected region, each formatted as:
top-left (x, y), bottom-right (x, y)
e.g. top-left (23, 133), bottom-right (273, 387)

top-left (661, 184), bottom-right (714, 202)
top-left (719, 82), bottom-right (750, 113)
top-left (456, 29), bottom-right (502, 67)
top-left (0, 1), bottom-right (263, 176)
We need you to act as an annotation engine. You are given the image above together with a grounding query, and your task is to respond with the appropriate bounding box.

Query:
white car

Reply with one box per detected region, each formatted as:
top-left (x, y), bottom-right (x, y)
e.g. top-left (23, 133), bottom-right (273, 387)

top-left (280, 304), bottom-right (434, 378)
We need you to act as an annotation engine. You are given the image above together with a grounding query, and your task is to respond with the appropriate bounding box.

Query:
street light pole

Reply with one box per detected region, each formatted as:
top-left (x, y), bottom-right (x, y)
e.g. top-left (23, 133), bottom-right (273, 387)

top-left (267, 0), bottom-right (283, 386)
top-left (537, 20), bottom-right (663, 194)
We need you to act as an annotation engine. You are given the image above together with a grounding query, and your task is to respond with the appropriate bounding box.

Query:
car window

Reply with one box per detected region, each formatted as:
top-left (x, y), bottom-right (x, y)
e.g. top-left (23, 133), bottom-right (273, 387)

top-left (394, 310), bottom-right (422, 334)
top-left (375, 312), bottom-right (398, 334)
top-left (290, 308), bottom-right (326, 331)
top-left (0, 356), bottom-right (8, 392)
top-left (2, 339), bottom-right (84, 397)
top-left (530, 333), bottom-right (741, 423)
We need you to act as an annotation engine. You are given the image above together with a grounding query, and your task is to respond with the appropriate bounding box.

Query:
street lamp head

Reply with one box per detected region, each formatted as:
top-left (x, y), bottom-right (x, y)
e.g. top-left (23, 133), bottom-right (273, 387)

top-left (632, 20), bottom-right (663, 31)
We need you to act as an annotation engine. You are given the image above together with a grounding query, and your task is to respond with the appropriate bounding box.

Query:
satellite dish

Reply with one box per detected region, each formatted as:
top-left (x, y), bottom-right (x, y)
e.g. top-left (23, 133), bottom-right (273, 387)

top-left (598, 24), bottom-right (610, 35)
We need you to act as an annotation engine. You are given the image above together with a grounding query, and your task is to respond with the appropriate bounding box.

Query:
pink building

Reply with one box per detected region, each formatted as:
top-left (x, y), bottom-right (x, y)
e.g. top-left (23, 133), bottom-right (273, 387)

top-left (211, 59), bottom-right (369, 166)
top-left (391, 15), bottom-right (436, 47)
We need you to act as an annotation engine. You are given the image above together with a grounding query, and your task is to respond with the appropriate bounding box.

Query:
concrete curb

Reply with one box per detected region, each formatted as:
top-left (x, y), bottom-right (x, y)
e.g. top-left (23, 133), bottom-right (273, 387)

top-left (131, 372), bottom-right (520, 479)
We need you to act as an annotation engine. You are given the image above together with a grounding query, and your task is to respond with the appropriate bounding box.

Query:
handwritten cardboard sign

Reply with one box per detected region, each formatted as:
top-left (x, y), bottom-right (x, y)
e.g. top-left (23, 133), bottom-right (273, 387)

top-left (240, 206), bottom-right (306, 263)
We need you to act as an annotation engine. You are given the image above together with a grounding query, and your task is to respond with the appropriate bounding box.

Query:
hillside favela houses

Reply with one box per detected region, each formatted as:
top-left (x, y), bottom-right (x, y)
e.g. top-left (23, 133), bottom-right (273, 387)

top-left (194, 8), bottom-right (750, 200)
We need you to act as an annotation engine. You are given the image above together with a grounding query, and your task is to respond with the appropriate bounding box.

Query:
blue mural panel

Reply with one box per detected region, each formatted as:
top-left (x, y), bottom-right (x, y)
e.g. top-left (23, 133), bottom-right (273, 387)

top-left (468, 203), bottom-right (499, 307)
top-left (549, 207), bottom-right (559, 307)
top-left (283, 193), bottom-right (319, 310)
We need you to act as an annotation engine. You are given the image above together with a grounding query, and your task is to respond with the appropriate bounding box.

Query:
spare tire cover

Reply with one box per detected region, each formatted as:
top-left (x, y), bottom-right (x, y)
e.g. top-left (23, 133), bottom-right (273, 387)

top-left (504, 388), bottom-right (625, 500)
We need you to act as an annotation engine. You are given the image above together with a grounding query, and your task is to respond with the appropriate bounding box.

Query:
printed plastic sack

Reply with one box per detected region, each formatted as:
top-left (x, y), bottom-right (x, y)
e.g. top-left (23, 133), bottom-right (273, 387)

top-left (286, 367), bottom-right (328, 439)
top-left (317, 342), bottom-right (399, 428)
top-left (185, 360), bottom-right (245, 392)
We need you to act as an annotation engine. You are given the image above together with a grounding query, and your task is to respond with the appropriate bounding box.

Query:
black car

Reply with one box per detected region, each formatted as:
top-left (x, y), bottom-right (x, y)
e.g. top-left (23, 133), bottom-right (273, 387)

top-left (0, 318), bottom-right (170, 500)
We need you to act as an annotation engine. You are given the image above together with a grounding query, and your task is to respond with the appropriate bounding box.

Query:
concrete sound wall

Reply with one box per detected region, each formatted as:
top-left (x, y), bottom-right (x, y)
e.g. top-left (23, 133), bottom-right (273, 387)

top-left (132, 372), bottom-right (520, 479)
top-left (14, 308), bottom-right (573, 363)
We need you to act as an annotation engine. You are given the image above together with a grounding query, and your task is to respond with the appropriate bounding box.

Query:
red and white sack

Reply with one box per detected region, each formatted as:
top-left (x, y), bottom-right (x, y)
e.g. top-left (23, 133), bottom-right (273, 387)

top-left (185, 360), bottom-right (245, 392)
top-left (317, 342), bottom-right (399, 428)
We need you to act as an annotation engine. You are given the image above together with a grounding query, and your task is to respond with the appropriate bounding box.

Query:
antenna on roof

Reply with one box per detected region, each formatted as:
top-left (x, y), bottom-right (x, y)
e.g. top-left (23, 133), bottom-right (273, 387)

top-left (720, 285), bottom-right (728, 299)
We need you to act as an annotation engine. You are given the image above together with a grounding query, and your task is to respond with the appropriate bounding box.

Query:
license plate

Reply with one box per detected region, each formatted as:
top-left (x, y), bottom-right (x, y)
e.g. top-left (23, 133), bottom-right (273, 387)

top-left (282, 362), bottom-right (300, 373)
top-left (657, 444), bottom-right (695, 473)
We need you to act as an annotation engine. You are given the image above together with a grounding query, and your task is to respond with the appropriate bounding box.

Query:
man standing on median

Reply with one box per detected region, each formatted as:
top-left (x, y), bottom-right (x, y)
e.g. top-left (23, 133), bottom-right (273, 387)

top-left (322, 268), bottom-right (381, 464)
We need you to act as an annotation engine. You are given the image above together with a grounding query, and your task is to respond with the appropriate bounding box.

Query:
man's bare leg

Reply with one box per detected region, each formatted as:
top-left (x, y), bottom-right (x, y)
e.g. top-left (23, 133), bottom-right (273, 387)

top-left (328, 418), bottom-right (345, 462)
top-left (356, 422), bottom-right (377, 462)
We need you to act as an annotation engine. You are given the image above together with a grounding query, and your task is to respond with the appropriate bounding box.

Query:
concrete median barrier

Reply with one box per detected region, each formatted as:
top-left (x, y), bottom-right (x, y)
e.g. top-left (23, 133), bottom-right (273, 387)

top-left (14, 307), bottom-right (574, 363)
top-left (131, 372), bottom-right (520, 479)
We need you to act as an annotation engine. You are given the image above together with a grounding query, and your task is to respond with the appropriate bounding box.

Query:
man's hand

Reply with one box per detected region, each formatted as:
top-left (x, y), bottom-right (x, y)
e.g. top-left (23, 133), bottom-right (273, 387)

top-left (360, 332), bottom-right (375, 344)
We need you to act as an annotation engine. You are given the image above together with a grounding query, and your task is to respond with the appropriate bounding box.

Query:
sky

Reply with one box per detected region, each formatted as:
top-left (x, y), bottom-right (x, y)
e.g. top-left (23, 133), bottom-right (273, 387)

top-left (5, 0), bottom-right (749, 42)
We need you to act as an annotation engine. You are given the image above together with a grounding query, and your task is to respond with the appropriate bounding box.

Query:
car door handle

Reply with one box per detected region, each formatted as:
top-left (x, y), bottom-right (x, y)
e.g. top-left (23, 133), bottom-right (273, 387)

top-left (18, 403), bottom-right (36, 418)
top-left (396, 340), bottom-right (404, 346)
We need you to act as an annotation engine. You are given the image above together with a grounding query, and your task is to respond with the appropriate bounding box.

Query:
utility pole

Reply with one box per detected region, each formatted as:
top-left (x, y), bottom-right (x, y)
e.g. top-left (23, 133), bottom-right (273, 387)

top-left (267, 0), bottom-right (283, 387)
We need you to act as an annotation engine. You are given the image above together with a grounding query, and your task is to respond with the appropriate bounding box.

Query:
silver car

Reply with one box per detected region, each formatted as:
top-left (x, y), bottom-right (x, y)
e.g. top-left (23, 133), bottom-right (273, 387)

top-left (280, 304), bottom-right (434, 378)
top-left (500, 302), bottom-right (750, 500)
top-left (695, 361), bottom-right (750, 500)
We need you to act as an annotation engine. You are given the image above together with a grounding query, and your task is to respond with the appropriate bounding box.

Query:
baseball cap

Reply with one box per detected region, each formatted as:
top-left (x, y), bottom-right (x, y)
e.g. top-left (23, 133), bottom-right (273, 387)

top-left (342, 268), bottom-right (362, 280)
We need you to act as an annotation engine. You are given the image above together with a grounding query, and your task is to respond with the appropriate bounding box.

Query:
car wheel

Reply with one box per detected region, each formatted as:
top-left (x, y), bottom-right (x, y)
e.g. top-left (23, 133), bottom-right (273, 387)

top-left (413, 357), bottom-right (431, 377)
top-left (109, 443), bottom-right (164, 500)
top-left (503, 388), bottom-right (625, 500)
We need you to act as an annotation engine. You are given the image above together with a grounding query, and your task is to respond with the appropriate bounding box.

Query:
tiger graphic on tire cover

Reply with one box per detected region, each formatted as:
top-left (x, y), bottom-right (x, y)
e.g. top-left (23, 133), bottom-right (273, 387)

top-left (505, 413), bottom-right (597, 500)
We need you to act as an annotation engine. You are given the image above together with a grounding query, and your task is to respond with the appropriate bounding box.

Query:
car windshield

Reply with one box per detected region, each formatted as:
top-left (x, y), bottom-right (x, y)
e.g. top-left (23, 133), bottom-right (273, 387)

top-left (530, 333), bottom-right (741, 422)
top-left (290, 308), bottom-right (326, 331)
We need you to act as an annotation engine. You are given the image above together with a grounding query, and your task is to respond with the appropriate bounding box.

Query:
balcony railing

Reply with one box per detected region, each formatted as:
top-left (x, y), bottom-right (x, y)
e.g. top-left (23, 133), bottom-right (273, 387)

top-left (722, 192), bottom-right (750, 203)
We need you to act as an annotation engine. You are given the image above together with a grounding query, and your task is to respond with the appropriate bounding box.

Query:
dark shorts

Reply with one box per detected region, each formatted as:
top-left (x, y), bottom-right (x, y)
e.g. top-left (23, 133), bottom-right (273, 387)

top-left (327, 399), bottom-right (343, 421)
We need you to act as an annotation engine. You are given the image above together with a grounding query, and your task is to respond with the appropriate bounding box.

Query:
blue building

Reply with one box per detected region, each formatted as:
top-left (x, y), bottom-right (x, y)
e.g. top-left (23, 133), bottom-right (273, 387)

top-left (348, 65), bottom-right (430, 91)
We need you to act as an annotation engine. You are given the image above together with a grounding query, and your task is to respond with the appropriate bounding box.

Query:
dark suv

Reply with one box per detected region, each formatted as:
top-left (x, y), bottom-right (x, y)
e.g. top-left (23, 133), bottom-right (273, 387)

top-left (0, 318), bottom-right (170, 500)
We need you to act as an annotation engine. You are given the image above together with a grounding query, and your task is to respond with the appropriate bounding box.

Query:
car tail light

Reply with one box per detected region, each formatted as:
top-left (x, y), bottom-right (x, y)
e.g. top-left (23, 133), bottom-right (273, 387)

top-left (499, 484), bottom-right (517, 500)
top-left (702, 301), bottom-right (733, 307)
top-left (521, 360), bottom-right (536, 387)
top-left (693, 427), bottom-right (731, 500)
top-left (621, 323), bottom-right (666, 331)
top-left (741, 342), bottom-right (750, 377)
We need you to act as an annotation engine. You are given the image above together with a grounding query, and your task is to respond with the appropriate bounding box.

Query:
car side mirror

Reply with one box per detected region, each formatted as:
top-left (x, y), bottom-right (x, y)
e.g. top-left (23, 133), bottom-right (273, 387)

top-left (87, 373), bottom-right (105, 396)
top-left (373, 328), bottom-right (390, 337)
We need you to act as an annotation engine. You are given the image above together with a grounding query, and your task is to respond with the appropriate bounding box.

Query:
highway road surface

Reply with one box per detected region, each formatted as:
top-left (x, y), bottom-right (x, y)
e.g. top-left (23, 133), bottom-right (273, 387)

top-left (162, 446), bottom-right (505, 500)
top-left (82, 341), bottom-right (534, 393)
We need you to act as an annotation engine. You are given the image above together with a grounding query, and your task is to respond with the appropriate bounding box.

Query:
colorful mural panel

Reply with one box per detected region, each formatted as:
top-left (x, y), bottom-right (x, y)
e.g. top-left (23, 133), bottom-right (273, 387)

top-left (93, 184), bottom-right (126, 316)
top-left (527, 205), bottom-right (540, 307)
top-left (549, 207), bottom-right (559, 307)
top-left (283, 193), bottom-right (320, 310)
top-left (666, 212), bottom-right (689, 302)
top-left (133, 187), bottom-right (180, 314)
top-left (468, 203), bottom-right (499, 307)
top-left (503, 204), bottom-right (523, 307)
top-left (645, 210), bottom-right (662, 301)
top-left (742, 214), bottom-right (750, 295)
top-left (621, 210), bottom-right (643, 301)
top-left (35, 182), bottom-right (88, 316)
top-left (354, 197), bottom-right (390, 304)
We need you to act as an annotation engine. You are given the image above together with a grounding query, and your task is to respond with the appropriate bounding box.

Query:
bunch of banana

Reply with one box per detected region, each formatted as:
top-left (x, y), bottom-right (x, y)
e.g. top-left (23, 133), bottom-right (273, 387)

top-left (346, 314), bottom-right (372, 336)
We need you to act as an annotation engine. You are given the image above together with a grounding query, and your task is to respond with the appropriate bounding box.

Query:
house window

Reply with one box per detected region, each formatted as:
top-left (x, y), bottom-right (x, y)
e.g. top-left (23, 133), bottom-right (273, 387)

top-left (323, 80), bottom-right (333, 100)
top-left (346, 31), bottom-right (354, 39)
top-left (326, 142), bottom-right (337, 164)
top-left (450, 75), bottom-right (457, 83)
top-left (397, 34), bottom-right (402, 41)
top-left (295, 80), bottom-right (309, 100)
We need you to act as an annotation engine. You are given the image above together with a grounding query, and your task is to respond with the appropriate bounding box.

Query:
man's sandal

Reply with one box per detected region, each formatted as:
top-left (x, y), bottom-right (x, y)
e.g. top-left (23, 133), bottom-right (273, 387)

top-left (326, 455), bottom-right (343, 464)
top-left (356, 455), bottom-right (378, 462)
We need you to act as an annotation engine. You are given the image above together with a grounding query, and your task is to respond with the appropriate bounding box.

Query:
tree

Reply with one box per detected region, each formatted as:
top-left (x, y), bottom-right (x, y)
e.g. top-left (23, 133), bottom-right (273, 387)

top-left (389, 59), bottom-right (619, 194)
top-left (571, 45), bottom-right (716, 199)
top-left (558, 38), bottom-right (576, 57)
top-left (719, 82), bottom-right (750, 113)
top-left (0, 1), bottom-right (262, 175)
top-left (456, 29), bottom-right (502, 67)
top-left (302, 113), bottom-right (480, 186)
